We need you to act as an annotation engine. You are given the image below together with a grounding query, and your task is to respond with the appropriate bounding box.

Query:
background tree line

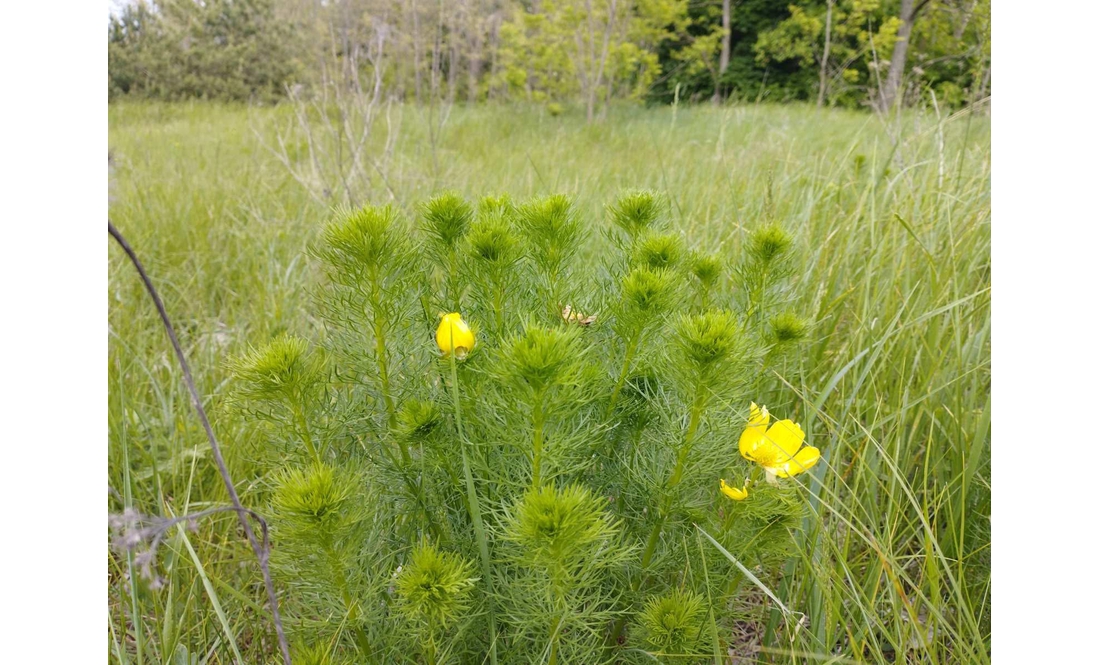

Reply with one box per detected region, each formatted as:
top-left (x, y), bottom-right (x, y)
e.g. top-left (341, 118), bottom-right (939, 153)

top-left (108, 0), bottom-right (990, 114)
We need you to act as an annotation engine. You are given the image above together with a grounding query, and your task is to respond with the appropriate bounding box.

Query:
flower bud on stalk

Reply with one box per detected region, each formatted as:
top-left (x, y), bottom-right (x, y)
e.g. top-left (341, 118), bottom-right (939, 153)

top-left (436, 312), bottom-right (476, 359)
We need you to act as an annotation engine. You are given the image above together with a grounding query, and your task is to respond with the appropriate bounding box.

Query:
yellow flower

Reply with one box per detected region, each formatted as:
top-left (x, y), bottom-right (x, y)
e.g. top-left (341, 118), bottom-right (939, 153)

top-left (738, 402), bottom-right (820, 483)
top-left (720, 478), bottom-right (748, 501)
top-left (738, 402), bottom-right (770, 457)
top-left (436, 313), bottom-right (476, 358)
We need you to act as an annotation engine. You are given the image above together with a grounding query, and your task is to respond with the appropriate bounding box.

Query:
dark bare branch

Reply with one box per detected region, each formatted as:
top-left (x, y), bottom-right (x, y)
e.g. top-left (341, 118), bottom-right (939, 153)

top-left (108, 222), bottom-right (292, 665)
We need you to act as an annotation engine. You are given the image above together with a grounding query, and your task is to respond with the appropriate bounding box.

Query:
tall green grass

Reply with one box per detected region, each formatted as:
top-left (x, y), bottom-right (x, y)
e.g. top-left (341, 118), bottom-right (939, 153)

top-left (108, 101), bottom-right (990, 662)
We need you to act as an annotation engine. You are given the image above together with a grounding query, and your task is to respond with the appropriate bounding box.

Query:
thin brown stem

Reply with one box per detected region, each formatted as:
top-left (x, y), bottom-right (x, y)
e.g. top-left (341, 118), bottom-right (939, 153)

top-left (108, 221), bottom-right (291, 665)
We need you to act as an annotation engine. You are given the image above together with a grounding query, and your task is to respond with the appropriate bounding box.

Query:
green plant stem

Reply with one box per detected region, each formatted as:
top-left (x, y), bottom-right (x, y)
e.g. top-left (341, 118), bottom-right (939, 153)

top-left (610, 387), bottom-right (708, 648)
top-left (371, 317), bottom-right (397, 429)
top-left (605, 331), bottom-right (640, 418)
top-left (532, 397), bottom-right (546, 488)
top-left (548, 615), bottom-right (562, 665)
top-left (448, 352), bottom-right (499, 665)
top-left (746, 266), bottom-right (771, 329)
top-left (293, 403), bottom-right (321, 465)
top-left (493, 278), bottom-right (506, 333)
top-left (638, 513), bottom-right (667, 574)
top-left (448, 253), bottom-right (462, 312)
top-left (665, 390), bottom-right (706, 490)
top-left (546, 267), bottom-right (561, 322)
top-left (384, 440), bottom-right (443, 541)
top-left (424, 637), bottom-right (438, 665)
top-left (367, 276), bottom-right (398, 429)
top-left (324, 540), bottom-right (372, 655)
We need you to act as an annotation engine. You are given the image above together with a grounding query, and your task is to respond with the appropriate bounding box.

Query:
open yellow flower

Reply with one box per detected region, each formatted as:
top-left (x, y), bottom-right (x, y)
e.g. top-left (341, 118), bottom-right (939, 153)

top-left (436, 313), bottom-right (476, 358)
top-left (738, 402), bottom-right (820, 483)
top-left (720, 478), bottom-right (748, 501)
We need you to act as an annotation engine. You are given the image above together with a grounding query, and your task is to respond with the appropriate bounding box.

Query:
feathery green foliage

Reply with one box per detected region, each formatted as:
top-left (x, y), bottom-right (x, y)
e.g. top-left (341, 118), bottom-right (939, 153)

top-left (687, 251), bottom-right (724, 310)
top-left (688, 251), bottom-right (722, 287)
top-left (466, 213), bottom-right (521, 267)
top-left (609, 189), bottom-right (668, 239)
top-left (227, 334), bottom-right (326, 404)
top-left (619, 266), bottom-right (680, 318)
top-left (497, 324), bottom-right (585, 396)
top-left (770, 311), bottom-right (809, 344)
top-left (500, 483), bottom-right (630, 661)
top-left (316, 205), bottom-right (411, 277)
top-left (635, 588), bottom-right (706, 657)
top-left (396, 399), bottom-right (443, 442)
top-left (502, 483), bottom-right (619, 576)
top-left (747, 224), bottom-right (793, 264)
top-left (630, 231), bottom-right (686, 271)
top-left (674, 310), bottom-right (744, 374)
top-left (421, 192), bottom-right (475, 250)
top-left (392, 542), bottom-right (478, 662)
top-left (395, 542), bottom-right (477, 628)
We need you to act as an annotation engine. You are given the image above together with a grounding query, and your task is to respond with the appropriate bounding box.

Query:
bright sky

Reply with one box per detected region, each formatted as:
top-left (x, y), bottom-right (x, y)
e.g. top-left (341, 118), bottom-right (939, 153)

top-left (107, 0), bottom-right (133, 18)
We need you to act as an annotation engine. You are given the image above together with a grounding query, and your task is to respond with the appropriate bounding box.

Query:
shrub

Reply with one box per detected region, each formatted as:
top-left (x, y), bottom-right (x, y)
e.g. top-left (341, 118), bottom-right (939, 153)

top-left (228, 191), bottom-right (814, 662)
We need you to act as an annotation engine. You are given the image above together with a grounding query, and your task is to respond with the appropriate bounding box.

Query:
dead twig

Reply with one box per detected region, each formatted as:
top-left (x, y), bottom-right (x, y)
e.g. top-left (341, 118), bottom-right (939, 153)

top-left (108, 221), bottom-right (292, 665)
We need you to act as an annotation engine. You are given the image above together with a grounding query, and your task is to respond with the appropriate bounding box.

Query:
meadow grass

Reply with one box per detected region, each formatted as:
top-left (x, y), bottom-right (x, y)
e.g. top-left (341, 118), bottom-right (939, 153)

top-left (108, 101), bottom-right (990, 663)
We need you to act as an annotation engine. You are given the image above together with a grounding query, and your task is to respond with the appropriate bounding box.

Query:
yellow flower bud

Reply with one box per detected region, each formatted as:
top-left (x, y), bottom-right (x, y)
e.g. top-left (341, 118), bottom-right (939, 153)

top-left (720, 478), bottom-right (748, 501)
top-left (436, 313), bottom-right (476, 358)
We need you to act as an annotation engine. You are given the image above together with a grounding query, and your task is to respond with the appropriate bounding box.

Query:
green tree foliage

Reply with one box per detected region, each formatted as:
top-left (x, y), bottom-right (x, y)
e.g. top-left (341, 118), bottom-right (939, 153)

top-left (108, 0), bottom-right (302, 101)
top-left (651, 0), bottom-right (795, 103)
top-left (651, 0), bottom-right (989, 108)
top-left (493, 0), bottom-right (686, 119)
top-left (753, 1), bottom-right (902, 107)
top-left (107, 0), bottom-right (989, 109)
top-left (907, 0), bottom-right (992, 106)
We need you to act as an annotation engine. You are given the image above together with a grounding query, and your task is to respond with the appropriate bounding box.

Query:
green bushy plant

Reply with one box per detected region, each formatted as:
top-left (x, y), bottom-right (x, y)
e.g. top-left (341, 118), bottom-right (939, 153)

top-left (226, 191), bottom-right (816, 662)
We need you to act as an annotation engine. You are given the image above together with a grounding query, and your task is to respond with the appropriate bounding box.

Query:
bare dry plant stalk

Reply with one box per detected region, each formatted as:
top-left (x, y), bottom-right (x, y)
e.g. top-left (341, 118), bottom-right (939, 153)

top-left (109, 506), bottom-right (272, 589)
top-left (258, 17), bottom-right (400, 207)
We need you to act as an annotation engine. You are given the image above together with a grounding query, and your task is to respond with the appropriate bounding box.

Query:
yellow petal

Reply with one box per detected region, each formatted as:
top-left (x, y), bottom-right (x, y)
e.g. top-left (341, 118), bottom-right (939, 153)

top-left (739, 402), bottom-right (771, 460)
top-left (435, 313), bottom-right (476, 357)
top-left (760, 419), bottom-right (804, 460)
top-left (776, 445), bottom-right (821, 478)
top-left (720, 479), bottom-right (748, 501)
